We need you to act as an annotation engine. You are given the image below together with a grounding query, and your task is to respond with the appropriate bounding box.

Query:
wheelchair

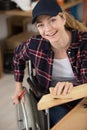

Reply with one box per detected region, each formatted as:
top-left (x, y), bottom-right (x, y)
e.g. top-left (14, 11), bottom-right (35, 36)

top-left (16, 60), bottom-right (50, 130)
top-left (15, 60), bottom-right (87, 130)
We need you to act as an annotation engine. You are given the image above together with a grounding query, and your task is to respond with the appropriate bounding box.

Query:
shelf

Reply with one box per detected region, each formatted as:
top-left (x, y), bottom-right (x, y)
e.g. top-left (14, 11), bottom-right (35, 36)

top-left (0, 0), bottom-right (82, 17)
top-left (0, 9), bottom-right (32, 17)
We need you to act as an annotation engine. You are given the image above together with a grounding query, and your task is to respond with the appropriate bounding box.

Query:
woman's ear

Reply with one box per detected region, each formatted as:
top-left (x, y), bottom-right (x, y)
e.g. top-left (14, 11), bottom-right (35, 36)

top-left (62, 13), bottom-right (66, 24)
top-left (59, 12), bottom-right (66, 24)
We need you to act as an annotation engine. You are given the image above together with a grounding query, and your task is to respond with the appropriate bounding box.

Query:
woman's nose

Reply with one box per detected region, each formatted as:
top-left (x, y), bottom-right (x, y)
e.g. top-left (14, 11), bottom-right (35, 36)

top-left (44, 24), bottom-right (52, 31)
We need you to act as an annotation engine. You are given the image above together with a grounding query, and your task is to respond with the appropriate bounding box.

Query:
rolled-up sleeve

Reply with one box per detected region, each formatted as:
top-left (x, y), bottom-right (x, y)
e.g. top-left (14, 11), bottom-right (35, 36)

top-left (13, 40), bottom-right (30, 82)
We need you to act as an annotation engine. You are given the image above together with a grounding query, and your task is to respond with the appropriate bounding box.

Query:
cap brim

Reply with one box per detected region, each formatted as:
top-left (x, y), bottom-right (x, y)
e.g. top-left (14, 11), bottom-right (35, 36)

top-left (32, 11), bottom-right (58, 24)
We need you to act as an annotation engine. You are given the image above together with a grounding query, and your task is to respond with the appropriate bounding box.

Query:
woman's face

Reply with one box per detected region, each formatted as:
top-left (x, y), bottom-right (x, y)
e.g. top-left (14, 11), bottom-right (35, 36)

top-left (36, 14), bottom-right (66, 43)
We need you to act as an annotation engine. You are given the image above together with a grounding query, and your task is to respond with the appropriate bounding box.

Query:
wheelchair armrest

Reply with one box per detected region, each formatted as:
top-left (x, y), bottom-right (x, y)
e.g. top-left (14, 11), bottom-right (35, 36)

top-left (27, 77), bottom-right (47, 99)
top-left (37, 83), bottom-right (87, 110)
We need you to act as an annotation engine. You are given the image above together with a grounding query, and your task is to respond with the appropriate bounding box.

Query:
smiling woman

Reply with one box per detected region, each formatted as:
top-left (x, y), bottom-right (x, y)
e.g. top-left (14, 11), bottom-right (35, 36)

top-left (12, 0), bottom-right (87, 128)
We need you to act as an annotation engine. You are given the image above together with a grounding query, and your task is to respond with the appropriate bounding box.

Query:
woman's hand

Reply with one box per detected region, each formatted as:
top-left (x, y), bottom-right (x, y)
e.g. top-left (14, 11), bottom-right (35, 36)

top-left (51, 82), bottom-right (73, 96)
top-left (12, 82), bottom-right (25, 105)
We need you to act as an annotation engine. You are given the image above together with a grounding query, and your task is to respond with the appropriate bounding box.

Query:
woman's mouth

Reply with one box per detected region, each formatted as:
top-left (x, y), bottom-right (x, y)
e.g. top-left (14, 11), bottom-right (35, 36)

top-left (46, 31), bottom-right (57, 37)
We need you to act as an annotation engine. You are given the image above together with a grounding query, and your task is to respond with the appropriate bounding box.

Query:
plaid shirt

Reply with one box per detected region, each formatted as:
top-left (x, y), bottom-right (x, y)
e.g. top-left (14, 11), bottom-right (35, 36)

top-left (13, 30), bottom-right (87, 92)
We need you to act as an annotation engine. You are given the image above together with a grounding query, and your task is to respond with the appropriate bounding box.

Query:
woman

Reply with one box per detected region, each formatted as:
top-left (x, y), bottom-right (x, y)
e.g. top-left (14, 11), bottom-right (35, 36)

top-left (12, 0), bottom-right (87, 127)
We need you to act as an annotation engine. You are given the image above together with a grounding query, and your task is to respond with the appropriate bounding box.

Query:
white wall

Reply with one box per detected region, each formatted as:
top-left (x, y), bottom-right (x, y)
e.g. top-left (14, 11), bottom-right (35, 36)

top-left (0, 15), bottom-right (8, 40)
top-left (77, 3), bottom-right (84, 22)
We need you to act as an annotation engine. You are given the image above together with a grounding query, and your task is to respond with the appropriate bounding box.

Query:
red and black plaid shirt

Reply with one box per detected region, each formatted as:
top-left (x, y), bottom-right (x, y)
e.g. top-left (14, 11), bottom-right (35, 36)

top-left (13, 30), bottom-right (87, 91)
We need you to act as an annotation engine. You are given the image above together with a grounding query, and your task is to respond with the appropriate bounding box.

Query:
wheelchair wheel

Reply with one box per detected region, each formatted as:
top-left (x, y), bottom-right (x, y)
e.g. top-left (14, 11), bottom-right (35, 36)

top-left (16, 87), bottom-right (40, 130)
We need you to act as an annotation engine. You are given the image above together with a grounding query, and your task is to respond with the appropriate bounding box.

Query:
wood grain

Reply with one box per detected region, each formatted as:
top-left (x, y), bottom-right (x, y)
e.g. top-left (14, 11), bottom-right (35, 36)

top-left (51, 98), bottom-right (87, 130)
top-left (38, 84), bottom-right (87, 110)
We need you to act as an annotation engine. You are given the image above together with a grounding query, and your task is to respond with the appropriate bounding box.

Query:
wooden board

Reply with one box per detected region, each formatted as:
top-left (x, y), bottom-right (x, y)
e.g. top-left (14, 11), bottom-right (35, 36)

top-left (51, 97), bottom-right (87, 130)
top-left (38, 84), bottom-right (87, 110)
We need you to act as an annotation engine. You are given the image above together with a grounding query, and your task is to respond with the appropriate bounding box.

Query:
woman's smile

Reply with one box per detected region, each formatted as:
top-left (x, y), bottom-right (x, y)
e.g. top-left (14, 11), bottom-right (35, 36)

top-left (46, 30), bottom-right (57, 37)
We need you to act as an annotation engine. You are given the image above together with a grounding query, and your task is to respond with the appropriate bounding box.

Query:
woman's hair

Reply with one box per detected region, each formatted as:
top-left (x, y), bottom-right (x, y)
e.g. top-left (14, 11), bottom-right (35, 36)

top-left (59, 11), bottom-right (87, 32)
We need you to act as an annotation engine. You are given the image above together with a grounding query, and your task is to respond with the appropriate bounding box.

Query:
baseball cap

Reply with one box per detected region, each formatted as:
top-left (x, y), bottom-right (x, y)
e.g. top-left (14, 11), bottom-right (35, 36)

top-left (32, 0), bottom-right (62, 24)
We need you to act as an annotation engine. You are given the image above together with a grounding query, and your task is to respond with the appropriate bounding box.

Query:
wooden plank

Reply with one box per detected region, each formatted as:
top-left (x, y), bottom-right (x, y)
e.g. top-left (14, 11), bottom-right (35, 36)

top-left (0, 9), bottom-right (32, 17)
top-left (37, 84), bottom-right (87, 110)
top-left (51, 98), bottom-right (87, 130)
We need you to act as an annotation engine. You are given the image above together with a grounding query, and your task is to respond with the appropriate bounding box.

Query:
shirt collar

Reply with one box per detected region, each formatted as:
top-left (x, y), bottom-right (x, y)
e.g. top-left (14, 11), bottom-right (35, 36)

top-left (71, 30), bottom-right (79, 43)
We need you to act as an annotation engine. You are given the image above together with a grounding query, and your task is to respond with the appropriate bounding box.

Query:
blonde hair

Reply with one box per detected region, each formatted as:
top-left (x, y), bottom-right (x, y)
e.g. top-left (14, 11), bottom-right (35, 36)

top-left (59, 11), bottom-right (87, 32)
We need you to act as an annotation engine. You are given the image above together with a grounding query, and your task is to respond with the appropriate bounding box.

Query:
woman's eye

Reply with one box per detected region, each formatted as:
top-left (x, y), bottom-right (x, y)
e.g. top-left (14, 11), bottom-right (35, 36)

top-left (37, 24), bottom-right (43, 28)
top-left (50, 18), bottom-right (56, 22)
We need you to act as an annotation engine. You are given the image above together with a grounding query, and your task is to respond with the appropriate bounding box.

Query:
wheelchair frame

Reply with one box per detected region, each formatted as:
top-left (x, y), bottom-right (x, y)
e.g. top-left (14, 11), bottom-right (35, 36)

top-left (16, 60), bottom-right (50, 130)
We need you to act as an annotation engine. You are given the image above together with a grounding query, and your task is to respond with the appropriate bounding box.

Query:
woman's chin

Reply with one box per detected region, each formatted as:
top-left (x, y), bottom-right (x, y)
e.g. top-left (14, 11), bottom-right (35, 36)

top-left (48, 35), bottom-right (58, 42)
top-left (49, 38), bottom-right (58, 43)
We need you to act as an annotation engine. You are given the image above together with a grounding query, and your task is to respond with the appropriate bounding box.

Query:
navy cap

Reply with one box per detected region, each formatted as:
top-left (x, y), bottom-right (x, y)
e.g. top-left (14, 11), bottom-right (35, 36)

top-left (32, 0), bottom-right (62, 24)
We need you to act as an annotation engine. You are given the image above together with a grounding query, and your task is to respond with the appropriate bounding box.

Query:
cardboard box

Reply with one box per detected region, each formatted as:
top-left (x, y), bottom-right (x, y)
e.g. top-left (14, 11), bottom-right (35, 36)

top-left (6, 32), bottom-right (38, 51)
top-left (6, 16), bottom-right (32, 37)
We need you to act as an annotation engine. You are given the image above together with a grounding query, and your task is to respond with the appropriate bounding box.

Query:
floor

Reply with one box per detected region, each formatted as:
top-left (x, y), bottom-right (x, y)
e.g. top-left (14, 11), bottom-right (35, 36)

top-left (0, 70), bottom-right (29, 130)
